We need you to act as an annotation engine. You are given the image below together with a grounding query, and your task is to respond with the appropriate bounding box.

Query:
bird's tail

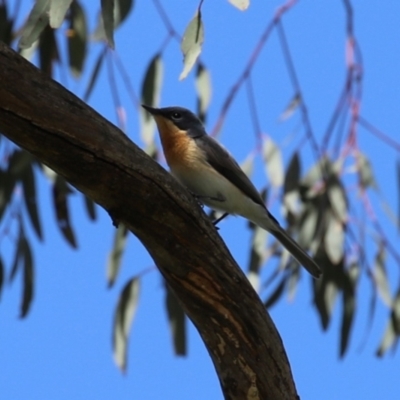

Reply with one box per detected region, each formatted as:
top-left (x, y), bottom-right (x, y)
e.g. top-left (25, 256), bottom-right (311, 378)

top-left (269, 224), bottom-right (321, 279)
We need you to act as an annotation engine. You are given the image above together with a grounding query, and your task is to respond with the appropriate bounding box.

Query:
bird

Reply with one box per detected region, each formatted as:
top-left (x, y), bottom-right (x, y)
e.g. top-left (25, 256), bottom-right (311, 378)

top-left (142, 105), bottom-right (322, 279)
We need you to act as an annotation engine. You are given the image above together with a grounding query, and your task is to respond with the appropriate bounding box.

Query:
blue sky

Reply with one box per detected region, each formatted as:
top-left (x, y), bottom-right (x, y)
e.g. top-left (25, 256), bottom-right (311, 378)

top-left (1, 0), bottom-right (400, 399)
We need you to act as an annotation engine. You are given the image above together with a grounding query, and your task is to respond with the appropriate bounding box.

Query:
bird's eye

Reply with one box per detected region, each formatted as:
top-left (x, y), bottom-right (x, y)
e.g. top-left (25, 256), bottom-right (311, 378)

top-left (171, 112), bottom-right (182, 119)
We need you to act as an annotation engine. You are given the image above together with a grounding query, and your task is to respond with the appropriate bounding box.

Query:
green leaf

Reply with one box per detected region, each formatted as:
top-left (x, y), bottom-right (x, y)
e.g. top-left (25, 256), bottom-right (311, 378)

top-left (19, 0), bottom-right (50, 49)
top-left (376, 318), bottom-right (397, 357)
top-left (0, 169), bottom-right (16, 221)
top-left (312, 255), bottom-right (341, 330)
top-left (140, 54), bottom-right (163, 144)
top-left (356, 151), bottom-right (377, 190)
top-left (298, 205), bottom-right (318, 248)
top-left (195, 63), bottom-right (212, 122)
top-left (8, 149), bottom-right (32, 177)
top-left (391, 287), bottom-right (400, 334)
top-left (340, 272), bottom-right (355, 357)
top-left (286, 267), bottom-right (300, 301)
top-left (107, 224), bottom-right (128, 287)
top-left (20, 237), bottom-right (34, 318)
top-left (39, 25), bottom-right (60, 76)
top-left (240, 153), bottom-right (254, 178)
top-left (247, 226), bottom-right (268, 292)
top-left (114, 0), bottom-right (134, 26)
top-left (284, 152), bottom-right (300, 194)
top-left (179, 11), bottom-right (204, 80)
top-left (9, 222), bottom-right (23, 283)
top-left (68, 0), bottom-right (87, 77)
top-left (100, 0), bottom-right (115, 48)
top-left (0, 3), bottom-right (14, 45)
top-left (49, 0), bottom-right (73, 28)
top-left (113, 277), bottom-right (140, 371)
top-left (374, 245), bottom-right (391, 307)
top-left (83, 49), bottom-right (105, 102)
top-left (21, 163), bottom-right (43, 240)
top-left (328, 182), bottom-right (347, 223)
top-left (93, 0), bottom-right (133, 45)
top-left (53, 176), bottom-right (77, 248)
top-left (165, 282), bottom-right (187, 356)
top-left (262, 137), bottom-right (284, 188)
top-left (264, 276), bottom-right (287, 309)
top-left (83, 195), bottom-right (97, 221)
top-left (228, 0), bottom-right (250, 11)
top-left (279, 93), bottom-right (301, 121)
top-left (324, 212), bottom-right (344, 264)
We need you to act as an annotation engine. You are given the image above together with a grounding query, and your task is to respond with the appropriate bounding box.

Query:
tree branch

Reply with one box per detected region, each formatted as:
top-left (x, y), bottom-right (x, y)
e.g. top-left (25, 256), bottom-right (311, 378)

top-left (0, 41), bottom-right (298, 400)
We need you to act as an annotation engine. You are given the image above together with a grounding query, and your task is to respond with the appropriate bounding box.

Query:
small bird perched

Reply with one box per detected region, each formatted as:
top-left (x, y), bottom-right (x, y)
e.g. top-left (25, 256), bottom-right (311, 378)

top-left (142, 105), bottom-right (321, 279)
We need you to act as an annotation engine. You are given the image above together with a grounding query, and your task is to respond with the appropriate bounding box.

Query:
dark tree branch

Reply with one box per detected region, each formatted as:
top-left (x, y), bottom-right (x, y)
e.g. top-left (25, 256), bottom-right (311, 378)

top-left (0, 41), bottom-right (298, 400)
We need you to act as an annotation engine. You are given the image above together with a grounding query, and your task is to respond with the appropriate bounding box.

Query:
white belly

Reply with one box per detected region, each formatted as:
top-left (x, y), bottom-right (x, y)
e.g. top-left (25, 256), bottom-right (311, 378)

top-left (170, 163), bottom-right (269, 227)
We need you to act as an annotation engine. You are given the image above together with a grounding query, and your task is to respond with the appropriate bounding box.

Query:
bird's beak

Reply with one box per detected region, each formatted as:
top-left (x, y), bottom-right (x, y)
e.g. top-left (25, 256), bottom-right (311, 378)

top-left (142, 104), bottom-right (162, 115)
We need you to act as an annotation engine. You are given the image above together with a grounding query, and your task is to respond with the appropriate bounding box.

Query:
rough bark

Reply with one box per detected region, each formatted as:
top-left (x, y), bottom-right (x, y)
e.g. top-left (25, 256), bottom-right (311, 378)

top-left (0, 41), bottom-right (299, 399)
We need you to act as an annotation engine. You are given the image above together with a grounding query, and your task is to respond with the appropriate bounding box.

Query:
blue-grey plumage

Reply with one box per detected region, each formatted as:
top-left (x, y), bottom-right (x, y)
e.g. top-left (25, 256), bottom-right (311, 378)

top-left (142, 105), bottom-right (322, 279)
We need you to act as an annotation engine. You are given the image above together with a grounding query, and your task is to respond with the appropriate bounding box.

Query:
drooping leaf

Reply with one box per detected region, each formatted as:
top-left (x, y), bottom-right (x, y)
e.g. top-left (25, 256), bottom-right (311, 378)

top-left (247, 226), bottom-right (268, 292)
top-left (328, 182), bottom-right (347, 223)
top-left (324, 212), bottom-right (344, 264)
top-left (0, 169), bottom-right (16, 221)
top-left (165, 282), bottom-right (187, 356)
top-left (339, 272), bottom-right (355, 357)
top-left (0, 3), bottom-right (14, 45)
top-left (374, 245), bottom-right (391, 307)
top-left (38, 25), bottom-right (60, 76)
top-left (52, 176), bottom-right (77, 248)
top-left (356, 151), bottom-right (377, 190)
top-left (107, 224), bottom-right (128, 287)
top-left (195, 63), bottom-right (212, 122)
top-left (21, 163), bottom-right (43, 240)
top-left (279, 93), bottom-right (301, 121)
top-left (9, 221), bottom-right (23, 283)
top-left (20, 237), bottom-right (34, 318)
top-left (179, 11), bottom-right (204, 80)
top-left (100, 0), bottom-right (115, 48)
top-left (262, 137), bottom-right (284, 188)
top-left (284, 152), bottom-right (300, 194)
top-left (286, 267), bottom-right (300, 301)
top-left (49, 0), bottom-right (73, 28)
top-left (83, 195), bottom-right (97, 221)
top-left (302, 156), bottom-right (332, 191)
top-left (93, 0), bottom-right (134, 45)
top-left (376, 318), bottom-right (397, 357)
top-left (228, 0), bottom-right (250, 11)
top-left (391, 287), bottom-right (400, 334)
top-left (264, 276), bottom-right (287, 309)
top-left (19, 0), bottom-right (50, 49)
top-left (68, 0), bottom-right (87, 77)
top-left (113, 277), bottom-right (140, 371)
top-left (240, 152), bottom-right (254, 178)
top-left (140, 54), bottom-right (163, 144)
top-left (83, 49), bottom-right (106, 101)
top-left (312, 255), bottom-right (341, 330)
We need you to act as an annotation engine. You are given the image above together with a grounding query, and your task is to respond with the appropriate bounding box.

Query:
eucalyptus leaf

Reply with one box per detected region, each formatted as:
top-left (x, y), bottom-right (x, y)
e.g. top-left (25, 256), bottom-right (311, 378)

top-left (179, 11), bottom-right (204, 80)
top-left (140, 54), bottom-right (163, 145)
top-left (49, 0), bottom-right (73, 28)
top-left (107, 224), bottom-right (128, 287)
top-left (113, 277), bottom-right (140, 371)
top-left (165, 283), bottom-right (187, 356)
top-left (262, 137), bottom-right (284, 188)
top-left (19, 0), bottom-right (50, 49)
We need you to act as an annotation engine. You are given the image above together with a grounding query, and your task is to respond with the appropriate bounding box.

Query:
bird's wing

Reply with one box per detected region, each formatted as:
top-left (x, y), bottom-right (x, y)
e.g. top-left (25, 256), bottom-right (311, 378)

top-left (195, 134), bottom-right (267, 209)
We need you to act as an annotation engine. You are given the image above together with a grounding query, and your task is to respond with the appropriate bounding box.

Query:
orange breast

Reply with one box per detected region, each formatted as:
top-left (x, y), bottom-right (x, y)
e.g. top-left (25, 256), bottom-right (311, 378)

top-left (153, 115), bottom-right (204, 169)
